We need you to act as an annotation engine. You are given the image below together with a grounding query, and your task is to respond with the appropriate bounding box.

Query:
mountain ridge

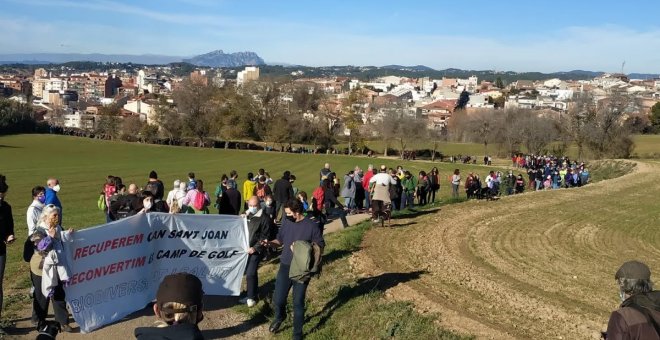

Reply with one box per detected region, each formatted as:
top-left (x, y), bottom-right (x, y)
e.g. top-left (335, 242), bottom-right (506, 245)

top-left (182, 50), bottom-right (265, 67)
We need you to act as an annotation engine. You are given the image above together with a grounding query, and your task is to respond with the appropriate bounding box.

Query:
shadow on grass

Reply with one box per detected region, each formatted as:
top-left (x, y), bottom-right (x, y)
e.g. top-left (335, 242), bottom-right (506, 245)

top-left (307, 270), bottom-right (427, 334)
top-left (202, 286), bottom-right (277, 338)
top-left (391, 221), bottom-right (417, 227)
top-left (390, 207), bottom-right (440, 220)
top-left (0, 144), bottom-right (20, 148)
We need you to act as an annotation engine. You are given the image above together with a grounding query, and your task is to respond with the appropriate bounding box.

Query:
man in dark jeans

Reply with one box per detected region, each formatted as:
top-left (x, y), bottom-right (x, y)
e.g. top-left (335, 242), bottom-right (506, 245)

top-left (273, 171), bottom-right (294, 223)
top-left (264, 199), bottom-right (325, 340)
top-left (239, 196), bottom-right (272, 307)
top-left (0, 175), bottom-right (15, 335)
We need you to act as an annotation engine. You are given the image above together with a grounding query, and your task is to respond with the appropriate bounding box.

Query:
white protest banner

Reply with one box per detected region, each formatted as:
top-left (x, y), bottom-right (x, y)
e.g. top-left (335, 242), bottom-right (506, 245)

top-left (62, 212), bottom-right (249, 333)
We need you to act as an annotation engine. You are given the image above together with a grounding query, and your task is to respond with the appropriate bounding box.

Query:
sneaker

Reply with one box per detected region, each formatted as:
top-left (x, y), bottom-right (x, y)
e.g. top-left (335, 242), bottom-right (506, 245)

top-left (269, 319), bottom-right (283, 333)
top-left (61, 324), bottom-right (74, 333)
top-left (238, 297), bottom-right (257, 307)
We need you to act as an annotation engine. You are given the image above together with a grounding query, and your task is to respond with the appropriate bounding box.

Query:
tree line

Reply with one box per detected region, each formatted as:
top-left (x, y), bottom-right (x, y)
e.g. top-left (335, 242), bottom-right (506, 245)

top-left (447, 92), bottom-right (645, 159)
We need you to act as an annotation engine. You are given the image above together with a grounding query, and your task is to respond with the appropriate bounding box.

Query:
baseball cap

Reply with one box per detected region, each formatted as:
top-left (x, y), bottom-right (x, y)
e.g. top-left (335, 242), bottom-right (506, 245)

top-left (156, 273), bottom-right (204, 313)
top-left (615, 261), bottom-right (651, 280)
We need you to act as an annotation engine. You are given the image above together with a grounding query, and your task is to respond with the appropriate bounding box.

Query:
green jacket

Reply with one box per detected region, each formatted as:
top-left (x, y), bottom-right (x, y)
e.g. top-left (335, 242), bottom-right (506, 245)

top-left (289, 240), bottom-right (323, 283)
top-left (401, 177), bottom-right (417, 193)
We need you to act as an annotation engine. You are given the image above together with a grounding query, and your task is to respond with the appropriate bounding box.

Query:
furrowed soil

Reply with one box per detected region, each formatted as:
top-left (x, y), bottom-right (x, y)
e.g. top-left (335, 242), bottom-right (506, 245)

top-left (357, 160), bottom-right (658, 339)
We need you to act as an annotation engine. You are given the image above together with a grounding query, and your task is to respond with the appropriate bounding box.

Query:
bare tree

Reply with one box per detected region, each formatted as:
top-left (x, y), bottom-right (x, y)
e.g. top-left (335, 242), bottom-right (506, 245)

top-left (518, 112), bottom-right (558, 155)
top-left (154, 97), bottom-right (182, 144)
top-left (96, 104), bottom-right (122, 140)
top-left (121, 115), bottom-right (143, 141)
top-left (374, 107), bottom-right (403, 157)
top-left (583, 92), bottom-right (635, 158)
top-left (561, 92), bottom-right (595, 160)
top-left (172, 79), bottom-right (217, 146)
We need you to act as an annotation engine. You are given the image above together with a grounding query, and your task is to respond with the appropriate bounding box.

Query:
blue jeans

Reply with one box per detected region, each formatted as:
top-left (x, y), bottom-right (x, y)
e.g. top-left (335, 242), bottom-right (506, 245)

top-left (401, 192), bottom-right (414, 209)
top-left (343, 197), bottom-right (354, 209)
top-left (245, 253), bottom-right (262, 300)
top-left (273, 263), bottom-right (308, 339)
top-left (364, 194), bottom-right (371, 209)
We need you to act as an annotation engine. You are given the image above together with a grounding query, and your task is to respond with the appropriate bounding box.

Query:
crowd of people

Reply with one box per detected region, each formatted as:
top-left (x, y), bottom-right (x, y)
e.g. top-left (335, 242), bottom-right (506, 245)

top-left (0, 155), bottom-right (657, 339)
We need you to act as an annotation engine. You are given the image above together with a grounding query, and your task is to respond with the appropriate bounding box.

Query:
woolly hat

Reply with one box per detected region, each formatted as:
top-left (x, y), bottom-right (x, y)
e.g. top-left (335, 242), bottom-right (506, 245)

top-left (615, 261), bottom-right (651, 281)
top-left (156, 273), bottom-right (204, 313)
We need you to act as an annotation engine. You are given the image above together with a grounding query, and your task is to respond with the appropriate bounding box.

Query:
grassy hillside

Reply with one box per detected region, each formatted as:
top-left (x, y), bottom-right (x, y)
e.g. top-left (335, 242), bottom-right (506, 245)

top-left (341, 134), bottom-right (660, 160)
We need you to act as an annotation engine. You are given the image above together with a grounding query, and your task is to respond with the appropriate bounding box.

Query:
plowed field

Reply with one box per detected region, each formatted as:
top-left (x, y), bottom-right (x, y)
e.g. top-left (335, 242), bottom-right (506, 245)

top-left (358, 161), bottom-right (659, 339)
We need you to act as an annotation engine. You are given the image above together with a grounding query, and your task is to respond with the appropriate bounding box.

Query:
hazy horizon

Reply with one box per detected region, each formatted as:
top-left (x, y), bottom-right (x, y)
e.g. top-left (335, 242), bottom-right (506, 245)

top-left (3, 0), bottom-right (660, 73)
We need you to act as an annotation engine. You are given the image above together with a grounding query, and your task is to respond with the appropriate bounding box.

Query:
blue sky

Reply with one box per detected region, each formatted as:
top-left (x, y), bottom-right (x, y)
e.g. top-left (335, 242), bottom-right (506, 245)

top-left (2, 0), bottom-right (660, 72)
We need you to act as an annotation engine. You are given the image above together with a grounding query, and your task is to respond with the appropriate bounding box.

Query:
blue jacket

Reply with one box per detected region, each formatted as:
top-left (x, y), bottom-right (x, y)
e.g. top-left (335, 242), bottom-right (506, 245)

top-left (45, 188), bottom-right (62, 221)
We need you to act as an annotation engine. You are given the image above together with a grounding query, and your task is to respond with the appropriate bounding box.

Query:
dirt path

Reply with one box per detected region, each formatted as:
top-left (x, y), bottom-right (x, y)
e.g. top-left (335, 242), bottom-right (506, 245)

top-left (358, 161), bottom-right (660, 339)
top-left (8, 214), bottom-right (371, 340)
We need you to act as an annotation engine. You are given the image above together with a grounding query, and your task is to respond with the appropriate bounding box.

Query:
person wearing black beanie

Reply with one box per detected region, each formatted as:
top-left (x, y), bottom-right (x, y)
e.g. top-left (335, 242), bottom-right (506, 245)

top-left (146, 170), bottom-right (164, 200)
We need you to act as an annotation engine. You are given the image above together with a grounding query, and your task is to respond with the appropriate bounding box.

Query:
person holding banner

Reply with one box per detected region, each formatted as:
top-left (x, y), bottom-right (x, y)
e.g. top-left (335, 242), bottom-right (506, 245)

top-left (264, 199), bottom-right (325, 339)
top-left (134, 273), bottom-right (204, 340)
top-left (29, 204), bottom-right (73, 332)
top-left (239, 196), bottom-right (272, 308)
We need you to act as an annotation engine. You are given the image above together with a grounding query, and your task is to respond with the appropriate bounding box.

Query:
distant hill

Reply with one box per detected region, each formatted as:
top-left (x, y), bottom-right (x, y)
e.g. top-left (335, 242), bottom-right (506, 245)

top-left (381, 65), bottom-right (436, 72)
top-left (628, 73), bottom-right (660, 80)
top-left (0, 50), bottom-right (266, 67)
top-left (0, 53), bottom-right (182, 65)
top-left (183, 50), bottom-right (264, 67)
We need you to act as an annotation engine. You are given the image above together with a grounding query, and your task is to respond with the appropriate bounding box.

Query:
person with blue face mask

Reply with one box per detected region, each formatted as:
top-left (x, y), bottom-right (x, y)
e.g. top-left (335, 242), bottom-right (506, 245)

top-left (238, 196), bottom-right (272, 308)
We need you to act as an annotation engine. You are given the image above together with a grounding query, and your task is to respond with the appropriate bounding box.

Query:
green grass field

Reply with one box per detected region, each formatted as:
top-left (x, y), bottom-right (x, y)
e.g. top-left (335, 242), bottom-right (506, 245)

top-left (631, 134), bottom-right (660, 158)
top-left (339, 134), bottom-right (660, 160)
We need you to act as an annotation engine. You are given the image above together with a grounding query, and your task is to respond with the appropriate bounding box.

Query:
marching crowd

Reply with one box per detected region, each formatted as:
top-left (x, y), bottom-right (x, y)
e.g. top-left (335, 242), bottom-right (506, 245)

top-left (0, 155), bottom-right (657, 339)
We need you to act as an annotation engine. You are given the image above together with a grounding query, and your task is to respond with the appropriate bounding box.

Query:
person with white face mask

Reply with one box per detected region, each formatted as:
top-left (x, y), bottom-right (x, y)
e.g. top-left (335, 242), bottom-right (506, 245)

top-left (140, 190), bottom-right (169, 213)
top-left (44, 178), bottom-right (62, 224)
top-left (238, 196), bottom-right (272, 308)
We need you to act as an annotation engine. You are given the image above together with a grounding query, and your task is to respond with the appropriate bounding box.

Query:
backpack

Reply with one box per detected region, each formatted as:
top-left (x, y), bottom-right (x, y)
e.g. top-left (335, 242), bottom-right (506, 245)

top-left (192, 191), bottom-right (206, 211)
top-left (289, 240), bottom-right (323, 283)
top-left (115, 197), bottom-right (134, 220)
top-left (312, 186), bottom-right (325, 211)
top-left (97, 194), bottom-right (107, 211)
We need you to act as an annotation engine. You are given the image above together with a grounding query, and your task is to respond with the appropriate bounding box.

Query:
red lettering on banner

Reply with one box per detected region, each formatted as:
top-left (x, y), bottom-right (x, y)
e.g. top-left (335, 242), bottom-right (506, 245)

top-left (73, 234), bottom-right (145, 260)
top-left (69, 256), bottom-right (147, 285)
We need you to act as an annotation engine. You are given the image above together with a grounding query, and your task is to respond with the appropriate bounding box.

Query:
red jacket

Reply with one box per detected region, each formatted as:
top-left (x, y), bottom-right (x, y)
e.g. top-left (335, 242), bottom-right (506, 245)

top-left (362, 171), bottom-right (374, 190)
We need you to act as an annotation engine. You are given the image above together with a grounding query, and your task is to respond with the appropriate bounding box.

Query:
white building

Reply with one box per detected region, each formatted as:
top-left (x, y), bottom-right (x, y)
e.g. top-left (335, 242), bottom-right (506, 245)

top-left (377, 76), bottom-right (403, 86)
top-left (538, 89), bottom-right (574, 101)
top-left (467, 94), bottom-right (492, 108)
top-left (63, 112), bottom-right (97, 130)
top-left (543, 78), bottom-right (563, 88)
top-left (45, 78), bottom-right (67, 92)
top-left (124, 100), bottom-right (155, 124)
top-left (237, 66), bottom-right (260, 86)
